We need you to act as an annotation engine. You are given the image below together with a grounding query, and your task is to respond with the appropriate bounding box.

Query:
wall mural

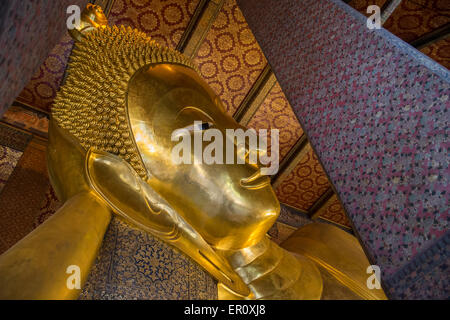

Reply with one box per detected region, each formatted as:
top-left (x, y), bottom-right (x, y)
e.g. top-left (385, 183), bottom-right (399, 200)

top-left (315, 194), bottom-right (353, 229)
top-left (0, 139), bottom-right (49, 254)
top-left (1, 104), bottom-right (49, 138)
top-left (383, 0), bottom-right (449, 43)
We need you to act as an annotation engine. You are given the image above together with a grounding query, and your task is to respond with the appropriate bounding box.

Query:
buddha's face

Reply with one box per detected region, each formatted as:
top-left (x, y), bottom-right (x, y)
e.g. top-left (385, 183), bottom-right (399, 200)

top-left (127, 64), bottom-right (280, 250)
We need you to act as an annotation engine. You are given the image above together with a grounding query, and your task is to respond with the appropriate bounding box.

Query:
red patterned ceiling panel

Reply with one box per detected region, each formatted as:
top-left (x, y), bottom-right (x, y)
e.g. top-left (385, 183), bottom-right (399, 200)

top-left (194, 0), bottom-right (267, 115)
top-left (247, 83), bottom-right (303, 162)
top-left (275, 148), bottom-right (331, 212)
top-left (383, 0), bottom-right (450, 42)
top-left (317, 194), bottom-right (352, 229)
top-left (348, 0), bottom-right (388, 13)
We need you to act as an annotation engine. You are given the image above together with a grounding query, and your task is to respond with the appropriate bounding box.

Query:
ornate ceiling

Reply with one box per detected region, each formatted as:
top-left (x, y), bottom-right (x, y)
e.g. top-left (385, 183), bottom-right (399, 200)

top-left (4, 0), bottom-right (449, 232)
top-left (194, 0), bottom-right (267, 114)
top-left (108, 0), bottom-right (200, 48)
top-left (247, 83), bottom-right (303, 162)
top-left (275, 148), bottom-right (331, 212)
top-left (349, 0), bottom-right (450, 68)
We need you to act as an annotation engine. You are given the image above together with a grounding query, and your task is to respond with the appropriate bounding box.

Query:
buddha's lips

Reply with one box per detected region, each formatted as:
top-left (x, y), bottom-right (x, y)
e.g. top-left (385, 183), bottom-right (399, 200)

top-left (240, 170), bottom-right (271, 190)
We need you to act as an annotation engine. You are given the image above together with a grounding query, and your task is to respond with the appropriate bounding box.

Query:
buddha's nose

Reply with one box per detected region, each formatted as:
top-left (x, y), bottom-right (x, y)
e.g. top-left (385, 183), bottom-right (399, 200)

top-left (240, 169), bottom-right (271, 190)
top-left (236, 138), bottom-right (272, 172)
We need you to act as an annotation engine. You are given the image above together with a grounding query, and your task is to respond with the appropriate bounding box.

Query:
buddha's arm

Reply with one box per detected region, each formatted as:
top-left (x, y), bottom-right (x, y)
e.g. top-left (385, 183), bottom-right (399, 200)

top-left (0, 191), bottom-right (111, 299)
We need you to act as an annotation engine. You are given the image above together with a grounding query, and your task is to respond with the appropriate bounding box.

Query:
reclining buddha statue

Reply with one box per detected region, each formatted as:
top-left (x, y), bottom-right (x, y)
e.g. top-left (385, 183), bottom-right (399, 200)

top-left (0, 4), bottom-right (386, 300)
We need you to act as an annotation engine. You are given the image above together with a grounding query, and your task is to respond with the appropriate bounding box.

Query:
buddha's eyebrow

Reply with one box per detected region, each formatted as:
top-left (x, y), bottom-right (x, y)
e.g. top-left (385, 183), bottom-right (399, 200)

top-left (176, 106), bottom-right (215, 123)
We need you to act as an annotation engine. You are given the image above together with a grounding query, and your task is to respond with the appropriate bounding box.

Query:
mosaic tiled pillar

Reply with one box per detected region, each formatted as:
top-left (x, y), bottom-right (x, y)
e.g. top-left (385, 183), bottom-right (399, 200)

top-left (0, 0), bottom-right (88, 116)
top-left (237, 0), bottom-right (449, 299)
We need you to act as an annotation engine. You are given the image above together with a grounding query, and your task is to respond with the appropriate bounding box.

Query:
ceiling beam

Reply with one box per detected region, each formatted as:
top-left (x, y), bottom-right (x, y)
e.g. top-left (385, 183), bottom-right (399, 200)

top-left (0, 120), bottom-right (47, 142)
top-left (271, 134), bottom-right (310, 189)
top-left (11, 100), bottom-right (50, 116)
top-left (410, 22), bottom-right (450, 50)
top-left (177, 0), bottom-right (224, 59)
top-left (308, 187), bottom-right (334, 218)
top-left (233, 64), bottom-right (277, 126)
top-left (380, 0), bottom-right (402, 25)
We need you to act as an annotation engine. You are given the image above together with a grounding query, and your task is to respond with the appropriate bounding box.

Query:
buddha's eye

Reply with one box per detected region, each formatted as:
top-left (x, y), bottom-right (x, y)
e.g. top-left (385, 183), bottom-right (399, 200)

top-left (184, 121), bottom-right (214, 132)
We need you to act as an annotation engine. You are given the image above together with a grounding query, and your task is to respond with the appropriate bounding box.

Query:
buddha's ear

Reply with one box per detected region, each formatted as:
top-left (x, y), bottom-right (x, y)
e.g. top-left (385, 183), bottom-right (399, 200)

top-left (84, 149), bottom-right (178, 238)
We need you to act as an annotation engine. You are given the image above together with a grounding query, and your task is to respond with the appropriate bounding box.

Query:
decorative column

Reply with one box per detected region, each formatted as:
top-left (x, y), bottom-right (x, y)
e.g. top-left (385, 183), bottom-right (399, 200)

top-left (0, 0), bottom-right (89, 116)
top-left (237, 0), bottom-right (449, 299)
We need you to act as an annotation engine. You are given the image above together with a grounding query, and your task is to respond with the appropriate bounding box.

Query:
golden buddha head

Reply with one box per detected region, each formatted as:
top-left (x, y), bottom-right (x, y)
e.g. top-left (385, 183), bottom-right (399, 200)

top-left (52, 25), bottom-right (279, 251)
